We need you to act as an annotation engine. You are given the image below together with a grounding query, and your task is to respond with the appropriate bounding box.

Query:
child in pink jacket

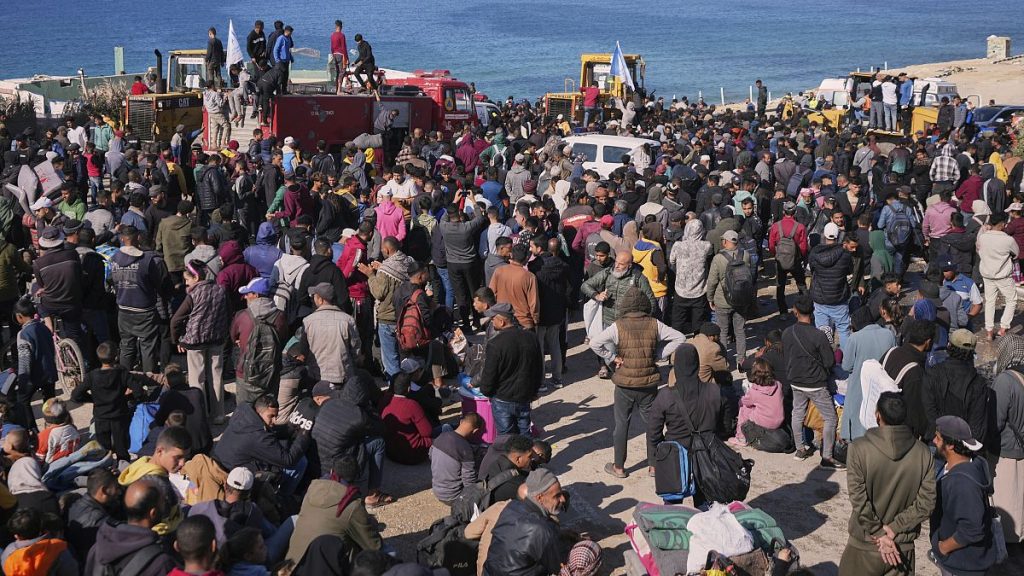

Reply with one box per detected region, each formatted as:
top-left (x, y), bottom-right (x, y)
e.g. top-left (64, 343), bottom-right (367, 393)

top-left (731, 357), bottom-right (785, 446)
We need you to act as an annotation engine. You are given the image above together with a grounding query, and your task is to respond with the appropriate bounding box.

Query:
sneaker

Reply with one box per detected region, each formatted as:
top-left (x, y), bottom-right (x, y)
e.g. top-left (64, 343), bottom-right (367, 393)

top-left (820, 458), bottom-right (846, 470)
top-left (793, 446), bottom-right (815, 460)
top-left (597, 366), bottom-right (610, 379)
top-left (549, 378), bottom-right (563, 389)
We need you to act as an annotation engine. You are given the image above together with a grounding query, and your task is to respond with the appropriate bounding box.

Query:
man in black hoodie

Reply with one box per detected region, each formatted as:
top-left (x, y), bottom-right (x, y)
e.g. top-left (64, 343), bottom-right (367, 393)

top-left (298, 238), bottom-right (349, 315)
top-left (922, 329), bottom-right (988, 443)
top-left (205, 27), bottom-right (226, 88)
top-left (246, 20), bottom-right (267, 67)
top-left (783, 295), bottom-right (843, 469)
top-left (84, 478), bottom-right (178, 576)
top-left (882, 319), bottom-right (932, 440)
top-left (929, 416), bottom-right (998, 575)
top-left (534, 246), bottom-right (569, 388)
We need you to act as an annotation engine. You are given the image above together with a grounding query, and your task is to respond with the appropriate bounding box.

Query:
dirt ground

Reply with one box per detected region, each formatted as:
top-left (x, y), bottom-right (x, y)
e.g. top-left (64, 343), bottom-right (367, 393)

top-left (55, 261), bottom-right (1024, 576)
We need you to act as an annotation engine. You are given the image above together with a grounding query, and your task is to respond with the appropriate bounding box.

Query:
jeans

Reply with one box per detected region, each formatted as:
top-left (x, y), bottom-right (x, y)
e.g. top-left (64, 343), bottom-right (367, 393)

top-left (671, 295), bottom-right (708, 335)
top-left (359, 436), bottom-right (385, 492)
top-left (118, 308), bottom-right (161, 373)
top-left (613, 386), bottom-right (657, 469)
top-left (448, 261), bottom-right (480, 329)
top-left (870, 104), bottom-right (884, 128)
top-left (265, 515), bottom-right (297, 565)
top-left (791, 387), bottom-right (838, 459)
top-left (378, 322), bottom-right (400, 378)
top-left (714, 307), bottom-right (747, 365)
top-left (984, 276), bottom-right (1017, 331)
top-left (536, 324), bottom-right (563, 383)
top-left (583, 106), bottom-right (603, 126)
top-left (279, 456), bottom-right (308, 498)
top-left (491, 397), bottom-right (532, 436)
top-left (434, 266), bottom-right (455, 310)
top-left (883, 103), bottom-right (897, 131)
top-left (813, 302), bottom-right (851, 349)
top-left (775, 265), bottom-right (807, 314)
top-left (82, 308), bottom-right (109, 349)
top-left (88, 176), bottom-right (103, 203)
top-left (186, 344), bottom-right (225, 418)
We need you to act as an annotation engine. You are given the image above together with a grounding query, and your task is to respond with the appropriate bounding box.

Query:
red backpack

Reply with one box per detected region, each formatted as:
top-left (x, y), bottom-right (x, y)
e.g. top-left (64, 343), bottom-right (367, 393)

top-left (397, 289), bottom-right (431, 351)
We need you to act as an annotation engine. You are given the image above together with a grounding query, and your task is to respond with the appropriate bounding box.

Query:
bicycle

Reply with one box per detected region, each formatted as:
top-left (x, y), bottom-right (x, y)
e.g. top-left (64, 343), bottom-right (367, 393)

top-left (49, 317), bottom-right (85, 398)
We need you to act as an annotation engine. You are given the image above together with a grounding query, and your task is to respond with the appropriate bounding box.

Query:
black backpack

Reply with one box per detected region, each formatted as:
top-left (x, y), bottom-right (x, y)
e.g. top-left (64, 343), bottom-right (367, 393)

top-left (417, 516), bottom-right (479, 576)
top-left (721, 250), bottom-right (755, 314)
top-left (774, 221), bottom-right (799, 271)
top-left (676, 386), bottom-right (753, 504)
top-left (885, 205), bottom-right (913, 249)
top-left (312, 152), bottom-right (337, 178)
top-left (449, 468), bottom-right (520, 523)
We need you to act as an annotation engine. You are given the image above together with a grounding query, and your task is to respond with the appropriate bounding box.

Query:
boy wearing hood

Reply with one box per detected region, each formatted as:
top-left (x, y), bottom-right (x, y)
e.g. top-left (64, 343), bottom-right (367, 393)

top-left (243, 222), bottom-right (283, 279)
top-left (840, 392), bottom-right (935, 576)
top-left (929, 416), bottom-right (999, 576)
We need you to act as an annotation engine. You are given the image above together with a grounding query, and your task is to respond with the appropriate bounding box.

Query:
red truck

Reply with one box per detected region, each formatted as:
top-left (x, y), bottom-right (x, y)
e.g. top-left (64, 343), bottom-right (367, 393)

top-left (381, 69), bottom-right (477, 136)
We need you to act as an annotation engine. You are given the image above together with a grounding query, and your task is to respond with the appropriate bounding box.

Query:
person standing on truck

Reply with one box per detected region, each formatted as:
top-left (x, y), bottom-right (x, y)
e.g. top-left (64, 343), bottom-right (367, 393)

top-left (273, 25), bottom-right (294, 95)
top-left (330, 20), bottom-right (348, 94)
top-left (352, 34), bottom-right (377, 91)
top-left (266, 20), bottom-right (284, 66)
top-left (205, 27), bottom-right (226, 88)
top-left (582, 82), bottom-right (601, 127)
top-left (247, 20), bottom-right (266, 69)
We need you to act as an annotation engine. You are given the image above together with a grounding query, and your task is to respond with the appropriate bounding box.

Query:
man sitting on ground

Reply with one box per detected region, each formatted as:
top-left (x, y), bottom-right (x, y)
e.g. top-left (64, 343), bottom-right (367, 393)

top-left (430, 413), bottom-right (483, 505)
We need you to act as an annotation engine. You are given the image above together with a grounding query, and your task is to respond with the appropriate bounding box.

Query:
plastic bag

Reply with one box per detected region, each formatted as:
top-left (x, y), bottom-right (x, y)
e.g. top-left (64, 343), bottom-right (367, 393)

top-left (686, 503), bottom-right (755, 573)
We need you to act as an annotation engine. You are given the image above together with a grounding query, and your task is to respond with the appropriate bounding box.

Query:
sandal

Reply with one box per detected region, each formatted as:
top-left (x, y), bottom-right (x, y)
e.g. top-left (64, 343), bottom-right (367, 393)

top-left (604, 463), bottom-right (627, 479)
top-left (365, 493), bottom-right (396, 508)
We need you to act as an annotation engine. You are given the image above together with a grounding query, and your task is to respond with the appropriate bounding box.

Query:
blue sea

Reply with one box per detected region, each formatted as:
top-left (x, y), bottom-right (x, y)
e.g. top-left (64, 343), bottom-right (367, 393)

top-left (4, 0), bottom-right (1023, 103)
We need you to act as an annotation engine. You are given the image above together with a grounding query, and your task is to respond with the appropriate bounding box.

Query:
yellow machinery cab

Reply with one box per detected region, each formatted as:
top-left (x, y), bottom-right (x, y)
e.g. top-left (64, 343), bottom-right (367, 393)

top-left (125, 49), bottom-right (206, 142)
top-left (545, 53), bottom-right (645, 123)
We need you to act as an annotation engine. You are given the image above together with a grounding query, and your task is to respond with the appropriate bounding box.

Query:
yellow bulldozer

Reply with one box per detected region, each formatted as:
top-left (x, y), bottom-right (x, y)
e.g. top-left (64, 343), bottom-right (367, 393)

top-left (544, 53), bottom-right (645, 124)
top-left (124, 49), bottom-right (207, 142)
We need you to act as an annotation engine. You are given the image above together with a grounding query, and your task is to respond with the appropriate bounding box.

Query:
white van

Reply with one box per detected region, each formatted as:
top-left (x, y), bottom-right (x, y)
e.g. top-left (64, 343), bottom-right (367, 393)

top-left (563, 134), bottom-right (659, 178)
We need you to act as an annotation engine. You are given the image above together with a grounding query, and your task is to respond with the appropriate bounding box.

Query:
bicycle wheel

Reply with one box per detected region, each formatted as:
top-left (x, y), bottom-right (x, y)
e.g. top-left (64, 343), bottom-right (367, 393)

top-left (56, 338), bottom-right (85, 397)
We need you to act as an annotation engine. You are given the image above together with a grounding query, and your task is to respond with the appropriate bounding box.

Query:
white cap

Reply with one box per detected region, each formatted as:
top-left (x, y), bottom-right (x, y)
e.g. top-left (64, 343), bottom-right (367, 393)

top-left (283, 136), bottom-right (295, 146)
top-left (1006, 202), bottom-right (1023, 213)
top-left (556, 114), bottom-right (564, 120)
top-left (226, 467), bottom-right (255, 491)
top-left (30, 197), bottom-right (53, 211)
top-left (823, 222), bottom-right (841, 240)
top-left (341, 228), bottom-right (357, 239)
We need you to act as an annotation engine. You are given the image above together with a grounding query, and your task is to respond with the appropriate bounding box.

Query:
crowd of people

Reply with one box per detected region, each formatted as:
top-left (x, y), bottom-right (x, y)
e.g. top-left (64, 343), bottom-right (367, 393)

top-left (0, 18), bottom-right (1023, 575)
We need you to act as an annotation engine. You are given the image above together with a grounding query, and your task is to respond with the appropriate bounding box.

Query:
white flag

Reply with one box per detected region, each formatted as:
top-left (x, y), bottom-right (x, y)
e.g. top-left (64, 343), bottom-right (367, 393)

top-left (610, 41), bottom-right (635, 91)
top-left (33, 161), bottom-right (62, 197)
top-left (4, 184), bottom-right (30, 216)
top-left (227, 19), bottom-right (244, 67)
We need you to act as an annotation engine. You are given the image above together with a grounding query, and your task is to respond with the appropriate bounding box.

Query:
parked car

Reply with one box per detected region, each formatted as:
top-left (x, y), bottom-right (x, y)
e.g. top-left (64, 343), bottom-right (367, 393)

top-left (971, 105), bottom-right (1024, 134)
top-left (563, 134), bottom-right (658, 178)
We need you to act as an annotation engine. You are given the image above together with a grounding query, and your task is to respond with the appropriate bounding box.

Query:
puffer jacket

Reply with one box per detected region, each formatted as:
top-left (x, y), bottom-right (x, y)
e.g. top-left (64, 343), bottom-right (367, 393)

top-left (171, 280), bottom-right (230, 348)
top-left (312, 384), bottom-right (384, 470)
top-left (482, 498), bottom-right (561, 576)
top-left (337, 234), bottom-right (370, 299)
top-left (110, 246), bottom-right (167, 312)
top-left (65, 495), bottom-right (110, 562)
top-left (367, 251), bottom-right (411, 323)
top-left (211, 402), bottom-right (309, 475)
top-left (581, 265), bottom-right (656, 327)
top-left (808, 243), bottom-right (852, 305)
top-left (197, 164), bottom-right (227, 212)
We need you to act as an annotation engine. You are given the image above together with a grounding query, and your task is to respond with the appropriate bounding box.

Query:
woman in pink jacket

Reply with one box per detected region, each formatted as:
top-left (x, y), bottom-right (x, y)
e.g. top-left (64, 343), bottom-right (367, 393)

top-left (731, 358), bottom-right (785, 446)
top-left (374, 189), bottom-right (407, 242)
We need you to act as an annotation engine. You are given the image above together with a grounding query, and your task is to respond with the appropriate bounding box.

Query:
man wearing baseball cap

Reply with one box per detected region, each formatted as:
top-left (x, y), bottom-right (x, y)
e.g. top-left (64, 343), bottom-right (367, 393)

top-left (808, 221), bottom-right (853, 348)
top-left (229, 277), bottom-right (288, 409)
top-left (706, 229), bottom-right (753, 366)
top-left (302, 282), bottom-right (360, 386)
top-left (929, 415), bottom-right (998, 575)
top-left (924, 329), bottom-right (988, 444)
top-left (186, 466), bottom-right (265, 544)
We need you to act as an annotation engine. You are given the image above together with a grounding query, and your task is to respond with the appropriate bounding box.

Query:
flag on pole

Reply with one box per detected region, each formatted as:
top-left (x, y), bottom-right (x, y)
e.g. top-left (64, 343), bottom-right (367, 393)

top-left (610, 41), bottom-right (635, 91)
top-left (227, 19), bottom-right (244, 67)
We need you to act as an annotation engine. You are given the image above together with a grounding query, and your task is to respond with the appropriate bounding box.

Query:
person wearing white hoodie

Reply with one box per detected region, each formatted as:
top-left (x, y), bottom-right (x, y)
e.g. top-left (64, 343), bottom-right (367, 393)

top-left (977, 212), bottom-right (1019, 339)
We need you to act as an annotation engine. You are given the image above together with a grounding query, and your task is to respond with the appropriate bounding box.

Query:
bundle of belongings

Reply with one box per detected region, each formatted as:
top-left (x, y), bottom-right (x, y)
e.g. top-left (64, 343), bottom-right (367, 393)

top-left (625, 501), bottom-right (796, 576)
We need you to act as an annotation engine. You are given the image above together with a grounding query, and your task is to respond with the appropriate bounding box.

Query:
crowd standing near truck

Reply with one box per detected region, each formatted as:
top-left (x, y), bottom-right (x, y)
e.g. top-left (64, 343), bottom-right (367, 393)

top-left (0, 15), bottom-right (1023, 576)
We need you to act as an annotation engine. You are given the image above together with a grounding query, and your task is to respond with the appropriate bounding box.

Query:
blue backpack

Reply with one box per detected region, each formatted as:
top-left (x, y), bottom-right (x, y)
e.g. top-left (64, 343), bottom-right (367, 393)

top-left (129, 401), bottom-right (161, 454)
top-left (654, 440), bottom-right (695, 503)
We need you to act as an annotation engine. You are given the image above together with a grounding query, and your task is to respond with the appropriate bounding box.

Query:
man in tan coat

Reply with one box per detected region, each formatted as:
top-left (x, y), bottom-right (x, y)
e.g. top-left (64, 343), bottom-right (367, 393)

top-left (689, 322), bottom-right (731, 386)
top-left (489, 243), bottom-right (539, 329)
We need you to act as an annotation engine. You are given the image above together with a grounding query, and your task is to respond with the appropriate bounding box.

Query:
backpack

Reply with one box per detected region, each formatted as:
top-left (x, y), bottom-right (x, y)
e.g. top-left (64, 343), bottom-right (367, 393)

top-left (786, 168), bottom-right (808, 196)
top-left (654, 441), bottom-right (695, 502)
top-left (860, 349), bottom-right (917, 432)
top-left (490, 145), bottom-right (508, 169)
top-left (129, 400), bottom-right (161, 454)
top-left (241, 309), bottom-right (282, 394)
top-left (774, 221), bottom-right (799, 271)
top-left (312, 152), bottom-right (337, 178)
top-left (721, 250), bottom-right (755, 313)
top-left (94, 540), bottom-right (164, 576)
top-left (675, 386), bottom-right (753, 503)
top-left (397, 289), bottom-right (431, 352)
top-left (885, 205), bottom-right (913, 249)
top-left (417, 516), bottom-right (479, 576)
top-left (449, 468), bottom-right (520, 523)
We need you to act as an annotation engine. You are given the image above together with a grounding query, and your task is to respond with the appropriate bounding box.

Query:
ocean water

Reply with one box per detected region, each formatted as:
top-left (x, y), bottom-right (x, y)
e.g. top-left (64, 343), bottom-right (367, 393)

top-left (4, 0), bottom-right (1023, 103)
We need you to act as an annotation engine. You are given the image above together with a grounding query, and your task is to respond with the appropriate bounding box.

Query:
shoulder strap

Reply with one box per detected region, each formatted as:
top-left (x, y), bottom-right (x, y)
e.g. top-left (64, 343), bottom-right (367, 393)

top-left (486, 468), bottom-right (520, 490)
top-left (103, 542), bottom-right (164, 576)
top-left (1004, 370), bottom-right (1024, 450)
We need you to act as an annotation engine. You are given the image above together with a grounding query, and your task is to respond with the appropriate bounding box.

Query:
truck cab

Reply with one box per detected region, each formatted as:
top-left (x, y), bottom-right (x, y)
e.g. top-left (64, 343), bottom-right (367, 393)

top-left (545, 53), bottom-right (645, 123)
top-left (381, 69), bottom-right (476, 136)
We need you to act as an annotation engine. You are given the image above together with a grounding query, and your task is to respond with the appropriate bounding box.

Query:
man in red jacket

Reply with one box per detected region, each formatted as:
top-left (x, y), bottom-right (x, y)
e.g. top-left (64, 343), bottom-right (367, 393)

top-left (337, 222), bottom-right (374, 368)
top-left (380, 373), bottom-right (435, 465)
top-left (768, 201), bottom-right (809, 318)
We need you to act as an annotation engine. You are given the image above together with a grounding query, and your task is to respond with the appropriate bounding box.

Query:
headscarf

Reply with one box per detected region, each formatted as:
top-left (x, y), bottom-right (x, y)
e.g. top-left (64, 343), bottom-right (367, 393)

top-left (672, 343), bottom-right (718, 432)
top-left (995, 333), bottom-right (1024, 374)
top-left (292, 535), bottom-right (349, 576)
top-left (560, 540), bottom-right (603, 576)
top-left (868, 229), bottom-right (893, 274)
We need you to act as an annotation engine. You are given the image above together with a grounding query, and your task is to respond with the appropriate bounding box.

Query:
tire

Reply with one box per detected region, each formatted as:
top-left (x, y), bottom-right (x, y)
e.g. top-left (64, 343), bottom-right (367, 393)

top-left (56, 338), bottom-right (85, 398)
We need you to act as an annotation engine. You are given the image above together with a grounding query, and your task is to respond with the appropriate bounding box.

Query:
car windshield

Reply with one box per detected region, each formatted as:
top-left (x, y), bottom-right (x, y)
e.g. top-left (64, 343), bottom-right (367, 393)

top-left (573, 143), bottom-right (598, 162)
top-left (972, 107), bottom-right (1002, 123)
top-left (603, 146), bottom-right (631, 163)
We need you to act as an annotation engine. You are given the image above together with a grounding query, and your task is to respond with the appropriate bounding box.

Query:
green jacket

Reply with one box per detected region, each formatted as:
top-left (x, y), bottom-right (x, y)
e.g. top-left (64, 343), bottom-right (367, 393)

top-left (0, 242), bottom-right (31, 302)
top-left (581, 266), bottom-right (655, 328)
top-left (706, 247), bottom-right (751, 311)
top-left (155, 214), bottom-right (194, 273)
top-left (845, 425), bottom-right (935, 551)
top-left (58, 198), bottom-right (86, 222)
